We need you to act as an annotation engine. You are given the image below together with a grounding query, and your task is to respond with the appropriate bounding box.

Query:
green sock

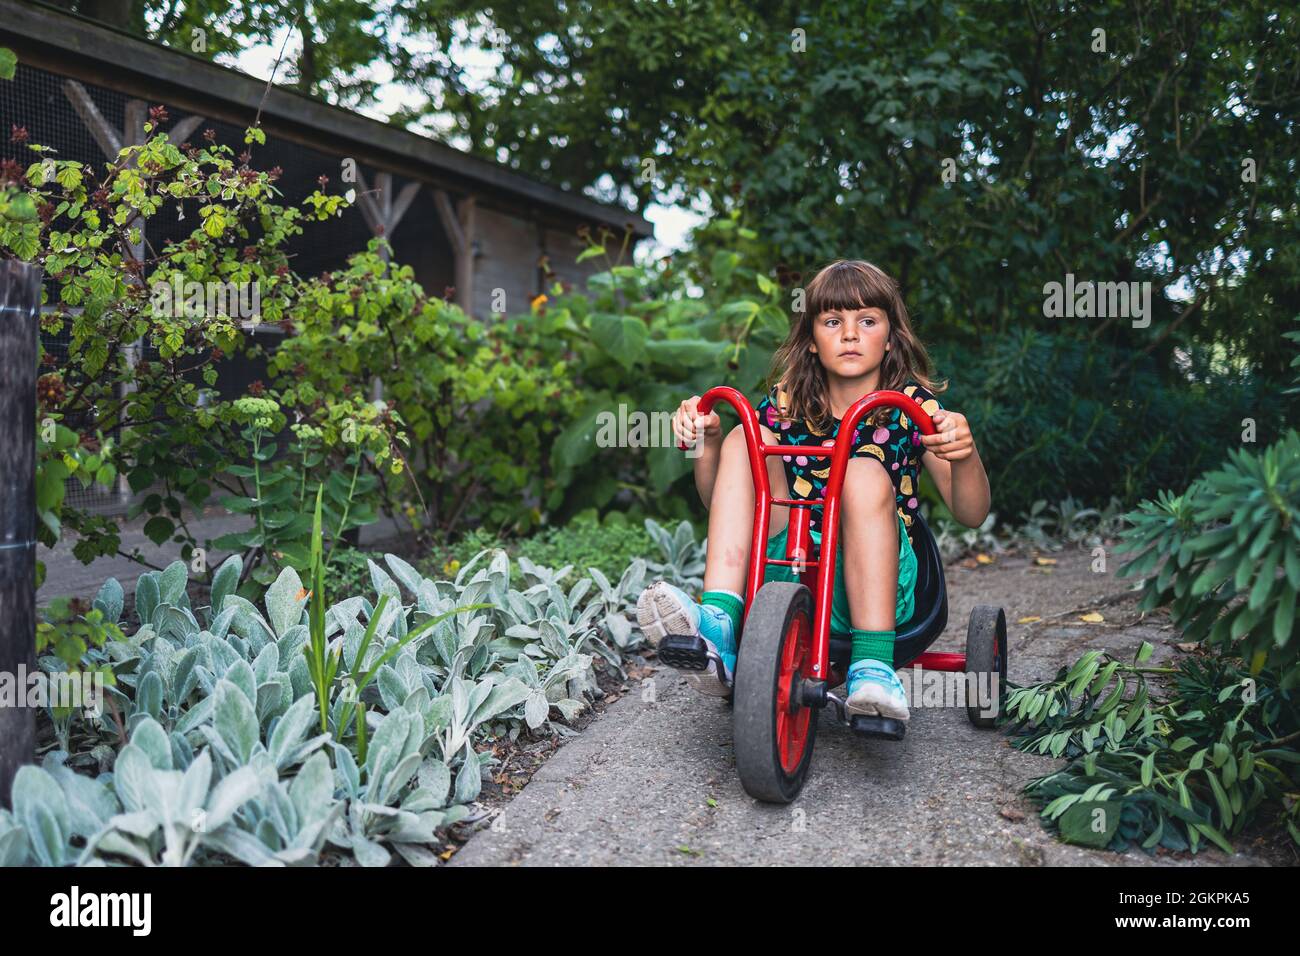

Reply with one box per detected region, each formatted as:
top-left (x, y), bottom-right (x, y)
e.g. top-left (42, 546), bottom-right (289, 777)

top-left (850, 628), bottom-right (895, 667)
top-left (702, 589), bottom-right (744, 636)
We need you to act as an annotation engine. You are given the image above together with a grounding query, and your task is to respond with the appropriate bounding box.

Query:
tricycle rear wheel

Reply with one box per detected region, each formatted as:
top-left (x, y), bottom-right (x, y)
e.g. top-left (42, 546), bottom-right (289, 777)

top-left (734, 582), bottom-right (818, 803)
top-left (965, 605), bottom-right (1008, 728)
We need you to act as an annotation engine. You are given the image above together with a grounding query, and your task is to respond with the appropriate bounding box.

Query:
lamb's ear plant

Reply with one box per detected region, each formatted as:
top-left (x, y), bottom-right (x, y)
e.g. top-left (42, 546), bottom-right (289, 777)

top-left (644, 518), bottom-right (705, 593)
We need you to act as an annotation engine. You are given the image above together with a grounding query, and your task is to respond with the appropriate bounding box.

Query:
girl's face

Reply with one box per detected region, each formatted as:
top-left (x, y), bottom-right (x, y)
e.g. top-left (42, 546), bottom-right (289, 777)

top-left (808, 305), bottom-right (890, 377)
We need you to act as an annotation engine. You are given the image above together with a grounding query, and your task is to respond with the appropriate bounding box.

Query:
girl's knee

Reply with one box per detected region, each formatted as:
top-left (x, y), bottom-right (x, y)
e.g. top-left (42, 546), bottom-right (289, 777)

top-left (843, 457), bottom-right (894, 514)
top-left (722, 423), bottom-right (746, 450)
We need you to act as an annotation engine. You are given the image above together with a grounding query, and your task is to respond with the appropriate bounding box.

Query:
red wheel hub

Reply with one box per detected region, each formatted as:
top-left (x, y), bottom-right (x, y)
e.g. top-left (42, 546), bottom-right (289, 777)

top-left (774, 612), bottom-right (813, 773)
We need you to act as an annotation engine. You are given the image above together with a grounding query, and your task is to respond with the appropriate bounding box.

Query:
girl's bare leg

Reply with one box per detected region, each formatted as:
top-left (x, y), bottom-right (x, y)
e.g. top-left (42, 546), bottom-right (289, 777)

top-left (702, 424), bottom-right (788, 594)
top-left (838, 457), bottom-right (910, 719)
top-left (839, 457), bottom-right (898, 631)
top-left (637, 424), bottom-right (789, 695)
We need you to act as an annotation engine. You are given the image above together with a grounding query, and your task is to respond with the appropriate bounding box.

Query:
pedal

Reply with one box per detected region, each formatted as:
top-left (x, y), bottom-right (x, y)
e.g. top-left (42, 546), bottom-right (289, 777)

top-left (850, 715), bottom-right (907, 741)
top-left (657, 634), bottom-right (712, 671)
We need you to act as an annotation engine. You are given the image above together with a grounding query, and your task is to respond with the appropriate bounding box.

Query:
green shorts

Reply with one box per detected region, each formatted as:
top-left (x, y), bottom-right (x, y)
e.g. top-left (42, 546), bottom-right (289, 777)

top-left (763, 512), bottom-right (918, 635)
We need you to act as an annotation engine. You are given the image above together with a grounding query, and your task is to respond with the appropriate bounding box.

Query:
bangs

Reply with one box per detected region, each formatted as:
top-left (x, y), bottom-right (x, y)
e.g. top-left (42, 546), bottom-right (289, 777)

top-left (807, 261), bottom-right (897, 319)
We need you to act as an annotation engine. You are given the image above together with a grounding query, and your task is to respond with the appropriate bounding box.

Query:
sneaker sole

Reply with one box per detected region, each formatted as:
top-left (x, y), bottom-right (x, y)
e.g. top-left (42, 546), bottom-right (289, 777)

top-left (637, 583), bottom-right (732, 697)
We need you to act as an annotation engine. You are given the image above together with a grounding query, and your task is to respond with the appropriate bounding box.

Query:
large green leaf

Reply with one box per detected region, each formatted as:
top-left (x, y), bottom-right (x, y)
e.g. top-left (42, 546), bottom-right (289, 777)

top-left (589, 312), bottom-right (647, 370)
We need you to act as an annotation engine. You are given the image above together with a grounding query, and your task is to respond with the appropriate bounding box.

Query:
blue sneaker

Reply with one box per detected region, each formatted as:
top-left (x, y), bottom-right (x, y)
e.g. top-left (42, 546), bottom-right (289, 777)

top-left (636, 581), bottom-right (736, 696)
top-left (845, 660), bottom-right (910, 720)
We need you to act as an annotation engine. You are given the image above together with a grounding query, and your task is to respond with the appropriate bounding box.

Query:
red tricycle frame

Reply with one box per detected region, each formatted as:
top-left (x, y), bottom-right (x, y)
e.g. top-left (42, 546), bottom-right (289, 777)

top-left (694, 385), bottom-right (970, 684)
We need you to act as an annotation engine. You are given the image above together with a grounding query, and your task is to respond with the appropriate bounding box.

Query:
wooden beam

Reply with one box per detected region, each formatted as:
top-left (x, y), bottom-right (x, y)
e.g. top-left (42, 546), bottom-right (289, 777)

top-left (434, 191), bottom-right (477, 316)
top-left (167, 114), bottom-right (205, 146)
top-left (353, 170), bottom-right (384, 237)
top-left (433, 189), bottom-right (466, 254)
top-left (7, 1), bottom-right (653, 238)
top-left (123, 99), bottom-right (147, 152)
top-left (376, 172), bottom-right (393, 223)
top-left (456, 197), bottom-right (476, 317)
top-left (62, 80), bottom-right (120, 157)
top-left (389, 182), bottom-right (420, 236)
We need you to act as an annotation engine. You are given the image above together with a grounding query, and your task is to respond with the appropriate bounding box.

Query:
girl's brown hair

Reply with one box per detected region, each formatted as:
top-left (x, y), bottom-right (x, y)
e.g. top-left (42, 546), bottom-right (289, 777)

top-left (768, 259), bottom-right (944, 430)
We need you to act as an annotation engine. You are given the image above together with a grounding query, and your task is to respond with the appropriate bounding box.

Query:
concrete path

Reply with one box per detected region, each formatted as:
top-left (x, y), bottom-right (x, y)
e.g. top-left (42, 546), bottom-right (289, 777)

top-left (451, 549), bottom-right (1272, 867)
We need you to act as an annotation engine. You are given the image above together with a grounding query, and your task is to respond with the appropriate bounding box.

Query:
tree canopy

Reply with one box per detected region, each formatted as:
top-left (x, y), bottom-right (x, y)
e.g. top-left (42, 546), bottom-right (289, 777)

top-left (46, 0), bottom-right (1300, 381)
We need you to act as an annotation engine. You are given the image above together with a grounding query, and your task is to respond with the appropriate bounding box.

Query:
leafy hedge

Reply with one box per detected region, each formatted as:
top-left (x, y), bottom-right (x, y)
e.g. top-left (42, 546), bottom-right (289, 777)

top-left (927, 328), bottom-right (1293, 525)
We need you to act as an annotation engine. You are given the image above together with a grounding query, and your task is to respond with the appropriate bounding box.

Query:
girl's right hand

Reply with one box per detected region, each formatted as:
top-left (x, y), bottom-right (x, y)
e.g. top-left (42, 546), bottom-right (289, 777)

top-left (674, 395), bottom-right (722, 449)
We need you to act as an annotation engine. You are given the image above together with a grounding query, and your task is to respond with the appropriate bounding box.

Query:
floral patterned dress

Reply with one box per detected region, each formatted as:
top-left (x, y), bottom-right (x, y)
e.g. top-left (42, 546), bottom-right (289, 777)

top-left (755, 378), bottom-right (945, 544)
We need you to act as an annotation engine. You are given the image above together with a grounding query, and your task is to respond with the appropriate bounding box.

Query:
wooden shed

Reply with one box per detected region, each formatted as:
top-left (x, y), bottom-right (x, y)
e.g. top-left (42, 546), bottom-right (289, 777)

top-left (0, 0), bottom-right (654, 321)
top-left (1, 1), bottom-right (654, 513)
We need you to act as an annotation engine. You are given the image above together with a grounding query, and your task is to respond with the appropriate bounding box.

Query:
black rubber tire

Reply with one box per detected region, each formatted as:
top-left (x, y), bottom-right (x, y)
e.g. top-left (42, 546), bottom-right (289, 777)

top-left (966, 605), bottom-right (1008, 728)
top-left (733, 582), bottom-right (818, 803)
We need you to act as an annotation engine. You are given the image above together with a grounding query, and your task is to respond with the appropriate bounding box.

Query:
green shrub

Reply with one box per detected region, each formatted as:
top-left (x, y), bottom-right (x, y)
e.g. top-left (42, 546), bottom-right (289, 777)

top-left (927, 329), bottom-right (1295, 524)
top-left (1116, 428), bottom-right (1300, 689)
top-left (1009, 644), bottom-right (1300, 854)
top-left (321, 544), bottom-right (377, 599)
top-left (7, 523), bottom-right (659, 866)
top-left (467, 511), bottom-right (654, 582)
top-left (5, 121), bottom-right (402, 580)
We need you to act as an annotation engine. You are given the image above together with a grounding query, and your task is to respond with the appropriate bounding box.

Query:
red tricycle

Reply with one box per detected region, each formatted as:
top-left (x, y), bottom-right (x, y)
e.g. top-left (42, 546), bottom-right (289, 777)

top-left (660, 386), bottom-right (1008, 803)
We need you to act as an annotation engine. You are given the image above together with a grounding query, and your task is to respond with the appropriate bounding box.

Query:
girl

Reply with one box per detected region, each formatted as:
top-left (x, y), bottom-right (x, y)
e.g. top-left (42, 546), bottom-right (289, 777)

top-left (636, 259), bottom-right (990, 721)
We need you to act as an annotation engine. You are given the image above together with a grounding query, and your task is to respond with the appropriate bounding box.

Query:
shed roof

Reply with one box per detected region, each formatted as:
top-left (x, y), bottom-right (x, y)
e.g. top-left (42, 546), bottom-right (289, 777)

top-left (0, 0), bottom-right (653, 238)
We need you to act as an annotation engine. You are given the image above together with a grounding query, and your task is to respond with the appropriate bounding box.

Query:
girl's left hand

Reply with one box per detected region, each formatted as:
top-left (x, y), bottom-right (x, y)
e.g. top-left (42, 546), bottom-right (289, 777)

top-left (920, 409), bottom-right (976, 462)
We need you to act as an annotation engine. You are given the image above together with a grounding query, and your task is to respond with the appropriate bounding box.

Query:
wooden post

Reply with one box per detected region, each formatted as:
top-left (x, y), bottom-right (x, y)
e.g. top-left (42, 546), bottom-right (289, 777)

top-left (355, 170), bottom-right (420, 400)
top-left (434, 190), bottom-right (477, 318)
top-left (0, 260), bottom-right (41, 808)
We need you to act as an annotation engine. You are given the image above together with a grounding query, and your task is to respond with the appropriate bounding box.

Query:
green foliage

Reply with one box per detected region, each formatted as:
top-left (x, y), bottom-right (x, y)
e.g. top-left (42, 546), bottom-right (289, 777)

top-left (209, 397), bottom-right (388, 590)
top-left (35, 586), bottom-right (121, 748)
top-left (545, 218), bottom-right (788, 520)
top-left (5, 124), bottom-right (403, 577)
top-left (271, 218), bottom-right (781, 538)
top-left (1116, 429), bottom-right (1300, 688)
top-left (8, 512), bottom-right (662, 865)
top-left (1010, 645), bottom-right (1300, 854)
top-left (33, 415), bottom-right (120, 586)
top-left (928, 329), bottom-right (1290, 524)
top-left (321, 544), bottom-right (377, 599)
top-left (443, 510), bottom-right (655, 584)
top-left (36, 595), bottom-right (121, 674)
top-left (353, 3), bottom-right (1300, 384)
top-left (1012, 423), bottom-right (1300, 854)
top-left (269, 238), bottom-right (574, 537)
top-left (1286, 315), bottom-right (1300, 396)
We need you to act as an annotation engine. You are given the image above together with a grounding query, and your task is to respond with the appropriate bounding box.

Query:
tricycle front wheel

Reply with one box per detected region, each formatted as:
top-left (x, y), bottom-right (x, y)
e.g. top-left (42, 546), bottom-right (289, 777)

top-left (733, 582), bottom-right (818, 803)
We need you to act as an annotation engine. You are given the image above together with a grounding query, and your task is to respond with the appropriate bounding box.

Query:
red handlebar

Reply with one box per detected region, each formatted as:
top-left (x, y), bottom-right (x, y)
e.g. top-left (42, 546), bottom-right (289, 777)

top-left (681, 384), bottom-right (939, 681)
top-left (695, 386), bottom-right (936, 438)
